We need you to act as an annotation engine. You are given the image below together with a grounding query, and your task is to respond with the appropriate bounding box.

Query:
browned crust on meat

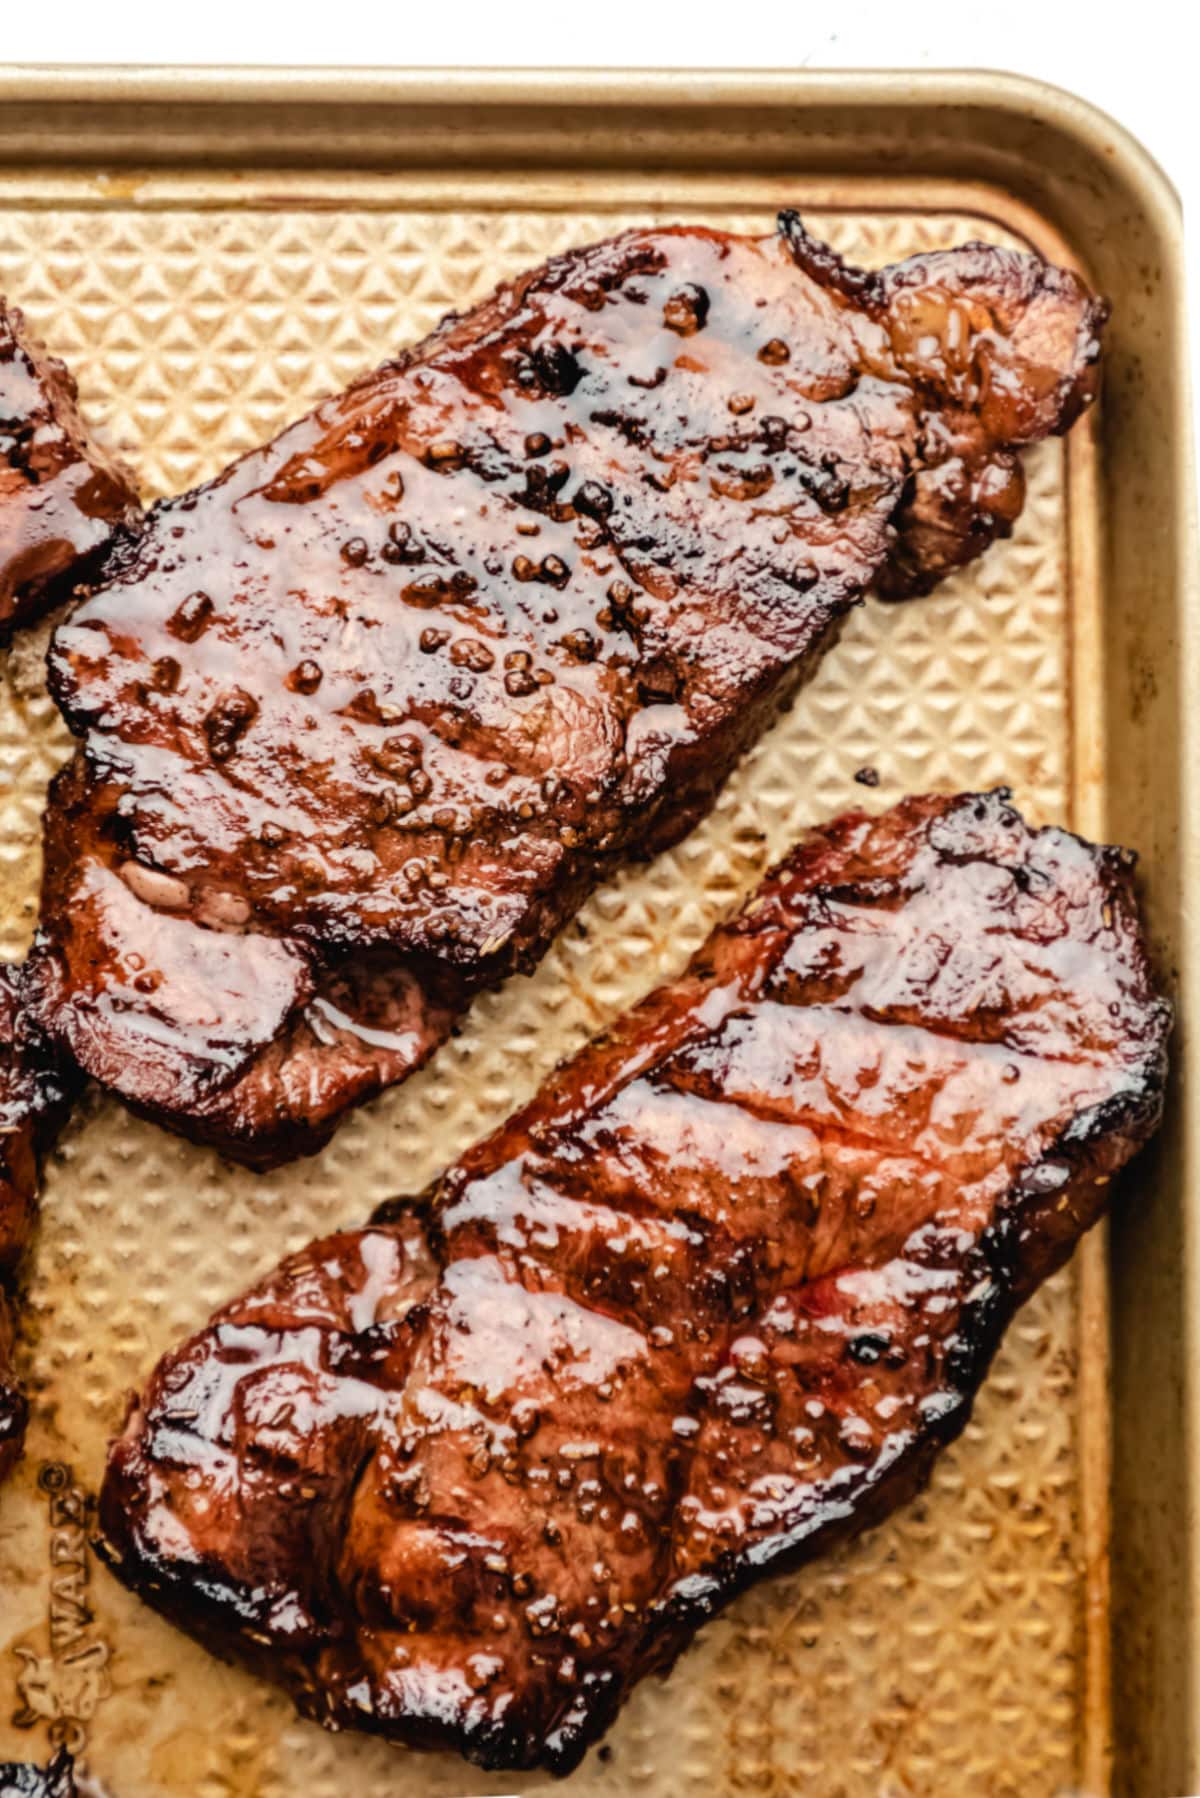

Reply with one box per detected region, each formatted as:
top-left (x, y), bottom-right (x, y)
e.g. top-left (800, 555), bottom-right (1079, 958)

top-left (97, 791), bottom-right (1168, 1774)
top-left (0, 299), bottom-right (141, 640)
top-left (30, 219), bottom-right (1106, 1169)
top-left (0, 963), bottom-right (79, 1482)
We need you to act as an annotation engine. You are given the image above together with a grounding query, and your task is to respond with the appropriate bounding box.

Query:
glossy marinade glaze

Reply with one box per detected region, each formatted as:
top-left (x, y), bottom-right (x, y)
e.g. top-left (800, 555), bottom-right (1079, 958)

top-left (0, 966), bottom-right (78, 1483)
top-left (0, 300), bottom-right (141, 640)
top-left (98, 792), bottom-right (1170, 1774)
top-left (31, 217), bottom-right (1106, 1167)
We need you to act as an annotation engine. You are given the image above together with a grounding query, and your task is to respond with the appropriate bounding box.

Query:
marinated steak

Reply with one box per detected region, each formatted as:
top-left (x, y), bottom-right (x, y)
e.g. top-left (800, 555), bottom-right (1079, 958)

top-left (0, 300), bottom-right (140, 640)
top-left (0, 964), bottom-right (78, 1482)
top-left (30, 217), bottom-right (1105, 1168)
top-left (98, 792), bottom-right (1169, 1774)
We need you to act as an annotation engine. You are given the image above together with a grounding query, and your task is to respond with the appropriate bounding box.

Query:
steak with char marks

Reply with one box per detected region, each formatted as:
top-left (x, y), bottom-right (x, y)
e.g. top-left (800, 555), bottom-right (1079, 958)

top-left (98, 791), bottom-right (1169, 1773)
top-left (31, 217), bottom-right (1106, 1167)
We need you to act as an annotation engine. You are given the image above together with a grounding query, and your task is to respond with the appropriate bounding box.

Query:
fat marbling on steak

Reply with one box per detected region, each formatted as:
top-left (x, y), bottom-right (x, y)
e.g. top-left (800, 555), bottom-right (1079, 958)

top-left (32, 217), bottom-right (1106, 1167)
top-left (0, 964), bottom-right (78, 1482)
top-left (98, 792), bottom-right (1170, 1774)
top-left (0, 299), bottom-right (140, 640)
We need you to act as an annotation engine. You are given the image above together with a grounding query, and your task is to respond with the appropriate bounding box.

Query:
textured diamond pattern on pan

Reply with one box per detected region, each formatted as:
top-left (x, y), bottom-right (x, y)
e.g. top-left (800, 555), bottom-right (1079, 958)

top-left (0, 200), bottom-right (1091, 1797)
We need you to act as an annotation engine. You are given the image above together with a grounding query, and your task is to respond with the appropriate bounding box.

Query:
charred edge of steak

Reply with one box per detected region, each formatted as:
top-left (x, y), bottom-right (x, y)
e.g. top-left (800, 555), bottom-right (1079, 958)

top-left (776, 210), bottom-right (886, 312)
top-left (0, 298), bottom-right (143, 640)
top-left (0, 961), bottom-right (82, 1482)
top-left (1, 528), bottom-right (127, 650)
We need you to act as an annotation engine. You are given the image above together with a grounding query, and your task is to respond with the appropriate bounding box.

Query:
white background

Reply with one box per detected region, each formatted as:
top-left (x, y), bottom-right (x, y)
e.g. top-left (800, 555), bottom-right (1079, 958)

top-left (0, 2), bottom-right (1190, 197)
top-left (0, 2), bottom-right (1190, 194)
top-left (2, 0), bottom-right (1195, 450)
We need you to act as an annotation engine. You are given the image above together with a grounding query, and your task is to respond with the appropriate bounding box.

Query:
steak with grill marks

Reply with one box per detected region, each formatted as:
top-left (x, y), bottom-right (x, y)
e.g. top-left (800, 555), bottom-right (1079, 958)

top-left (29, 216), bottom-right (1105, 1168)
top-left (0, 299), bottom-right (140, 640)
top-left (97, 791), bottom-right (1170, 1774)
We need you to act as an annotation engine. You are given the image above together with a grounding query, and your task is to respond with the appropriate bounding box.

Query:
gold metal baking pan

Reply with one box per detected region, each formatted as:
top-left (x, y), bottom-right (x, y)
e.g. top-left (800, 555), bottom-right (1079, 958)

top-left (0, 67), bottom-right (1194, 1798)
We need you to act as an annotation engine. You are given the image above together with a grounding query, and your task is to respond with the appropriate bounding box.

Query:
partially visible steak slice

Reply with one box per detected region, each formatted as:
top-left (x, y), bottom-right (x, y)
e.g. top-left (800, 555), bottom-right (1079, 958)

top-left (0, 963), bottom-right (79, 1482)
top-left (98, 792), bottom-right (1170, 1773)
top-left (0, 300), bottom-right (141, 640)
top-left (32, 216), bottom-right (1106, 1167)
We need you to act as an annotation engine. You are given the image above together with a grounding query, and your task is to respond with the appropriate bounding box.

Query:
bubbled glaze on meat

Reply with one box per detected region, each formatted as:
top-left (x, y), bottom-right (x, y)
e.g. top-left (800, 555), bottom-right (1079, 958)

top-left (98, 792), bottom-right (1169, 1774)
top-left (33, 217), bottom-right (1107, 1166)
top-left (0, 965), bottom-right (79, 1482)
top-left (0, 300), bottom-right (141, 639)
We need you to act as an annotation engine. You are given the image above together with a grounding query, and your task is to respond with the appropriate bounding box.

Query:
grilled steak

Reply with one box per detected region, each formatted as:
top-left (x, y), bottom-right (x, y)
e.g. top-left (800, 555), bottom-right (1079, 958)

top-left (98, 791), bottom-right (1169, 1774)
top-left (0, 300), bottom-right (140, 640)
top-left (0, 1751), bottom-right (76, 1798)
top-left (0, 964), bottom-right (78, 1481)
top-left (30, 216), bottom-right (1105, 1168)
